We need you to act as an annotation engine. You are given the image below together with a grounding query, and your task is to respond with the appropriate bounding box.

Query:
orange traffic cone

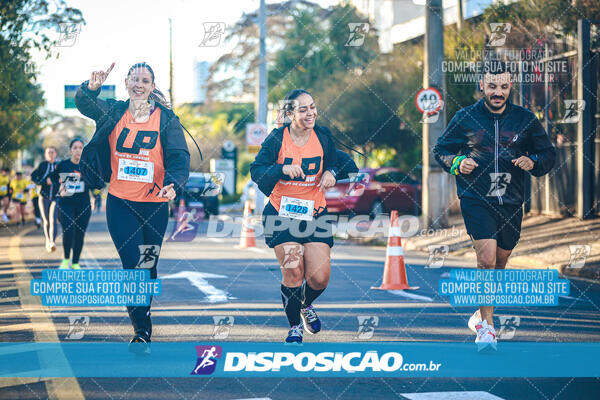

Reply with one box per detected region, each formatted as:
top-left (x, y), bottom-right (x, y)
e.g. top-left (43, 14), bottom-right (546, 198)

top-left (371, 210), bottom-right (419, 290)
top-left (237, 200), bottom-right (256, 248)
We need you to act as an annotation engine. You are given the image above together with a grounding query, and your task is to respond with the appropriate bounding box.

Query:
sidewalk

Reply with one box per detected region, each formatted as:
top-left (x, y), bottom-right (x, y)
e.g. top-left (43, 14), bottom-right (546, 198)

top-left (402, 213), bottom-right (600, 280)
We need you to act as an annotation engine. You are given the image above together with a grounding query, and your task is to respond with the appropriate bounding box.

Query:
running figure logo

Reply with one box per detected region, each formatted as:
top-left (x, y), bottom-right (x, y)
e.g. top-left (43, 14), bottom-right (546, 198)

top-left (355, 315), bottom-right (379, 340)
top-left (171, 209), bottom-right (201, 241)
top-left (281, 244), bottom-right (304, 269)
top-left (211, 316), bottom-right (234, 340)
top-left (560, 100), bottom-right (586, 124)
top-left (567, 245), bottom-right (591, 269)
top-left (137, 245), bottom-right (161, 269)
top-left (488, 23), bottom-right (511, 47)
top-left (65, 316), bottom-right (89, 340)
top-left (497, 316), bottom-right (520, 340)
top-left (199, 23), bottom-right (226, 47)
top-left (426, 245), bottom-right (449, 268)
top-left (191, 345), bottom-right (223, 375)
top-left (487, 172), bottom-right (511, 197)
top-left (345, 23), bottom-right (369, 47)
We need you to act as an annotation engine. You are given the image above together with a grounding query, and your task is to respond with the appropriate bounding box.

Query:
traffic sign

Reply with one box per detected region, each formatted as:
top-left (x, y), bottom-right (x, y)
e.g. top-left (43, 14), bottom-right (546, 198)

top-left (415, 87), bottom-right (443, 115)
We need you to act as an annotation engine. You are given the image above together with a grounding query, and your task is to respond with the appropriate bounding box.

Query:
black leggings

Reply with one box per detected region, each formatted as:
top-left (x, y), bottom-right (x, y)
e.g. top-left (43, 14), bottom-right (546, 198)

top-left (58, 200), bottom-right (91, 263)
top-left (106, 193), bottom-right (168, 338)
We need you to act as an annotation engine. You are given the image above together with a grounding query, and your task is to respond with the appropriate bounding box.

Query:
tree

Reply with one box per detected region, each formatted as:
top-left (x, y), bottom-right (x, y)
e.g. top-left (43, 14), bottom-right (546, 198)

top-left (0, 0), bottom-right (84, 165)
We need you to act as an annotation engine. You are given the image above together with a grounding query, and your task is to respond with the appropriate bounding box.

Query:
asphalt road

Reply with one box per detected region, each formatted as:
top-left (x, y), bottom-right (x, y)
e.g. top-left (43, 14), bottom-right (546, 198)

top-left (0, 212), bottom-right (599, 399)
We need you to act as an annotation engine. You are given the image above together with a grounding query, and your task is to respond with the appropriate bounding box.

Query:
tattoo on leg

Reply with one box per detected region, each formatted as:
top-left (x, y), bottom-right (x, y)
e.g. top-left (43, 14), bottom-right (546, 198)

top-left (282, 244), bottom-right (304, 269)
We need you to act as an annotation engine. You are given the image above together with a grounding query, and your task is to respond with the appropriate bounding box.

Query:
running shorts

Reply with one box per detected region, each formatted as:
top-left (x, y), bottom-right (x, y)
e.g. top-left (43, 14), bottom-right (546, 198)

top-left (262, 202), bottom-right (334, 248)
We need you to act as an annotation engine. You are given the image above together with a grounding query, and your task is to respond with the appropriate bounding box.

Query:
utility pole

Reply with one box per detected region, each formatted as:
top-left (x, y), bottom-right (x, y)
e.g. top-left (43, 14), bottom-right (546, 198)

top-left (422, 0), bottom-right (449, 229)
top-left (257, 0), bottom-right (267, 125)
top-left (457, 0), bottom-right (464, 30)
top-left (169, 17), bottom-right (174, 106)
top-left (254, 0), bottom-right (268, 214)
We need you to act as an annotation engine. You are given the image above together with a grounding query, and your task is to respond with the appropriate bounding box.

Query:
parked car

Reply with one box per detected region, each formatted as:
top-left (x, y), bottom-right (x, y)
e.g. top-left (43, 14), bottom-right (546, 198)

top-left (172, 172), bottom-right (220, 218)
top-left (325, 167), bottom-right (421, 218)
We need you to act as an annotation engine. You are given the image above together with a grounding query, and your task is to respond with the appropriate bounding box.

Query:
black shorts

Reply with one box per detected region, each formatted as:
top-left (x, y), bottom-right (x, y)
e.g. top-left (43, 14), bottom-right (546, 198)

top-left (262, 202), bottom-right (334, 248)
top-left (460, 196), bottom-right (523, 250)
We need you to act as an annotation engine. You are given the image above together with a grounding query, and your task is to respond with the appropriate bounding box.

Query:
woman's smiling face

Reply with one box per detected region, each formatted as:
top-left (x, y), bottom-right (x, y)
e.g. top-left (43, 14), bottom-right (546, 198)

top-left (290, 93), bottom-right (317, 130)
top-left (125, 67), bottom-right (155, 101)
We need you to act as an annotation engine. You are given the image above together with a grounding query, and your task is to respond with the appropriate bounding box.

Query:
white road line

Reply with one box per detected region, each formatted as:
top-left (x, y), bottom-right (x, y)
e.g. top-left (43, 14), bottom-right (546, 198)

top-left (8, 226), bottom-right (84, 399)
top-left (246, 247), bottom-right (267, 254)
top-left (207, 237), bottom-right (224, 243)
top-left (162, 271), bottom-right (235, 303)
top-left (402, 392), bottom-right (506, 400)
top-left (387, 290), bottom-right (434, 302)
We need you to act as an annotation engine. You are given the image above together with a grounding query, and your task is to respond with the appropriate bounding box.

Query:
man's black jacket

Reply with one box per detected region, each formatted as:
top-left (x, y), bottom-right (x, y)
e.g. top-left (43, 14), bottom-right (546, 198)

top-left (31, 160), bottom-right (59, 199)
top-left (74, 81), bottom-right (190, 193)
top-left (433, 98), bottom-right (556, 206)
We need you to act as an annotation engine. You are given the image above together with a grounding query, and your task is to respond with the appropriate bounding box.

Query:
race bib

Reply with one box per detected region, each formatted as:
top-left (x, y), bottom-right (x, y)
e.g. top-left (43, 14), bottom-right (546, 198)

top-left (65, 182), bottom-right (84, 194)
top-left (0, 185), bottom-right (6, 192)
top-left (15, 193), bottom-right (24, 200)
top-left (279, 196), bottom-right (314, 221)
top-left (60, 173), bottom-right (84, 195)
top-left (117, 158), bottom-right (154, 183)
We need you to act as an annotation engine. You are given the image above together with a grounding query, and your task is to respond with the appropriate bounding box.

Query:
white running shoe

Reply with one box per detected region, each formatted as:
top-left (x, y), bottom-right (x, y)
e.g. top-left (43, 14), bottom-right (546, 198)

top-left (468, 309), bottom-right (481, 334)
top-left (1, 214), bottom-right (8, 223)
top-left (475, 320), bottom-right (497, 352)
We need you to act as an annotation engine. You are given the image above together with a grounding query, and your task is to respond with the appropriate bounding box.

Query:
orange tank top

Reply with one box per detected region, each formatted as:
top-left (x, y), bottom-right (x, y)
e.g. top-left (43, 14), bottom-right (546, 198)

top-left (108, 108), bottom-right (167, 202)
top-left (269, 127), bottom-right (326, 215)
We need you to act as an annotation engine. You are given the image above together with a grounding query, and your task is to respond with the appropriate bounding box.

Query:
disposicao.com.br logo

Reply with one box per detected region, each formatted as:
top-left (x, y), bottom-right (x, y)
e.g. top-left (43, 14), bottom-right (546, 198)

top-left (202, 349), bottom-right (441, 374)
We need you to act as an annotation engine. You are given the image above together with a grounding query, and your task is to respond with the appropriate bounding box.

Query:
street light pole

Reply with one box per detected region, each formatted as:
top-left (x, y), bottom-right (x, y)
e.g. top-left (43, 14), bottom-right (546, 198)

top-left (422, 0), bottom-right (449, 228)
top-left (255, 0), bottom-right (268, 214)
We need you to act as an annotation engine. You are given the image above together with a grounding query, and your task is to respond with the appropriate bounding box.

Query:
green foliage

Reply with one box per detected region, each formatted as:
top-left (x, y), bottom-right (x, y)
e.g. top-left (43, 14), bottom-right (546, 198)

top-left (0, 0), bottom-right (84, 165)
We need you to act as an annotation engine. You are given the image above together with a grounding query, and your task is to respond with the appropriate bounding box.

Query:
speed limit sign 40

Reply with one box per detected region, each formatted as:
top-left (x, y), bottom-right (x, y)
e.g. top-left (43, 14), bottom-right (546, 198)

top-left (415, 87), bottom-right (443, 115)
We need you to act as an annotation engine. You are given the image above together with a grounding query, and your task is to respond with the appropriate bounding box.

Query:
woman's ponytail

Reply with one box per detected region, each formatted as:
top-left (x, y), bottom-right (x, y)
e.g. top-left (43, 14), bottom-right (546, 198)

top-left (149, 87), bottom-right (171, 109)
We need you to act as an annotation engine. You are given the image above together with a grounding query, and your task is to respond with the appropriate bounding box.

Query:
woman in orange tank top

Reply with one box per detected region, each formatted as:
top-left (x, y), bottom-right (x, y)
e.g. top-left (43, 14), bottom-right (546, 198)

top-left (75, 62), bottom-right (190, 355)
top-left (251, 89), bottom-right (339, 344)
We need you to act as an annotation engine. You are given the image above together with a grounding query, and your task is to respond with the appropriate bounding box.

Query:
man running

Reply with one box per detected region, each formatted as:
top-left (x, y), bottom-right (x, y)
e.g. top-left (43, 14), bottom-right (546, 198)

top-left (433, 59), bottom-right (556, 351)
top-left (32, 146), bottom-right (60, 252)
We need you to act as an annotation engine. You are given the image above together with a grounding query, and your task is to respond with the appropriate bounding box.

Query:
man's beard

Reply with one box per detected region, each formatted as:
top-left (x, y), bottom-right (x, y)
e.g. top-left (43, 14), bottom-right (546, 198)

top-left (484, 94), bottom-right (508, 111)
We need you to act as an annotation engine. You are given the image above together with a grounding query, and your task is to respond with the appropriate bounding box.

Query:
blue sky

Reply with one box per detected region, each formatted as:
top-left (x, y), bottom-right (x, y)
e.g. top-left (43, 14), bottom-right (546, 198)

top-left (33, 0), bottom-right (339, 114)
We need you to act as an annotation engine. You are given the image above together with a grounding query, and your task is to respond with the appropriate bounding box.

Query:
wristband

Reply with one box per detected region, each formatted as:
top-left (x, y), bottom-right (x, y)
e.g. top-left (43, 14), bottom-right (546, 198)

top-left (450, 156), bottom-right (466, 175)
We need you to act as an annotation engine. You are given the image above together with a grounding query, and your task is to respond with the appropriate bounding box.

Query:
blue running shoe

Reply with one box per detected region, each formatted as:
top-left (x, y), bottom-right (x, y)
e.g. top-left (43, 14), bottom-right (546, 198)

top-left (300, 305), bottom-right (321, 334)
top-left (285, 325), bottom-right (303, 344)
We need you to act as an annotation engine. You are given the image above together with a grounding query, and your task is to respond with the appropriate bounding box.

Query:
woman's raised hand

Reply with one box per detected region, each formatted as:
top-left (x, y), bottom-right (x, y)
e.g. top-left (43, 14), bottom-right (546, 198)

top-left (88, 62), bottom-right (115, 91)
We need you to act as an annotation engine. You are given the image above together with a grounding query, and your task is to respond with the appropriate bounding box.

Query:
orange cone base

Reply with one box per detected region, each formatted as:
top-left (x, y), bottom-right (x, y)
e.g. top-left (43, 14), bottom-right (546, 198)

top-left (371, 284), bottom-right (420, 290)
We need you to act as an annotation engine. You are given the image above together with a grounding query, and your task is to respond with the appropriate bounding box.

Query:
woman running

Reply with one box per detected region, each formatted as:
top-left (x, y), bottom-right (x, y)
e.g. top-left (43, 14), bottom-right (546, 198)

top-left (250, 89), bottom-right (340, 344)
top-left (54, 138), bottom-right (92, 270)
top-left (75, 62), bottom-right (190, 354)
top-left (31, 146), bottom-right (60, 252)
top-left (10, 171), bottom-right (28, 225)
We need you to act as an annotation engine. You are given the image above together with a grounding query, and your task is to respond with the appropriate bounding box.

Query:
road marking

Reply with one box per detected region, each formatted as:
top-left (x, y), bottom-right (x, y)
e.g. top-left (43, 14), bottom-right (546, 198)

top-left (6, 226), bottom-right (84, 399)
top-left (207, 237), bottom-right (224, 243)
top-left (247, 247), bottom-right (267, 254)
top-left (387, 290), bottom-right (434, 302)
top-left (402, 392), bottom-right (506, 400)
top-left (162, 271), bottom-right (236, 303)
